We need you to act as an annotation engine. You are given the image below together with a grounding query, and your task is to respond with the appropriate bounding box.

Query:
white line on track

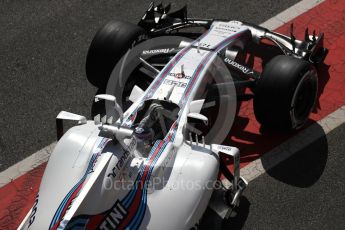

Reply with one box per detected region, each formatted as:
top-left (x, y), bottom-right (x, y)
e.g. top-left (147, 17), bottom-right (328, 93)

top-left (261, 0), bottom-right (325, 30)
top-left (0, 0), bottom-right (328, 188)
top-left (0, 142), bottom-right (56, 187)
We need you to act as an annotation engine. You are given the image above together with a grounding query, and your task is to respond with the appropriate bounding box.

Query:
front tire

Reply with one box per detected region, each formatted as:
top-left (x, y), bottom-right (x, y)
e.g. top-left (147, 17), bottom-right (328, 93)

top-left (86, 20), bottom-right (146, 89)
top-left (253, 55), bottom-right (318, 130)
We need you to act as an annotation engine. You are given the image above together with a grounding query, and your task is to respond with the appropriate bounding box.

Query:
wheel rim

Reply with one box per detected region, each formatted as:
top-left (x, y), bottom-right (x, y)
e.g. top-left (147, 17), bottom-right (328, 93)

top-left (290, 68), bottom-right (318, 129)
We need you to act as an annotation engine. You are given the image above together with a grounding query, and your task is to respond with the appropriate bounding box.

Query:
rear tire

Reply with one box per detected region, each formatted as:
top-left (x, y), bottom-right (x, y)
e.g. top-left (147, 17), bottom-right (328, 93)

top-left (253, 55), bottom-right (318, 130)
top-left (86, 20), bottom-right (146, 89)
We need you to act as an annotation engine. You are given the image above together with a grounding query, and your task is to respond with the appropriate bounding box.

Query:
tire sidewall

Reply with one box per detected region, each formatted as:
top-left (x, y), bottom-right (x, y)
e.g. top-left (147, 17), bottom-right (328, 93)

top-left (253, 55), bottom-right (318, 130)
top-left (86, 21), bottom-right (147, 89)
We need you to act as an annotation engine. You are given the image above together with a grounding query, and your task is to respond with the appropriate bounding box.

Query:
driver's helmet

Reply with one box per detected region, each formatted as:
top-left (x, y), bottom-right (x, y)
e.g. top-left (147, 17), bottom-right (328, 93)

top-left (134, 127), bottom-right (154, 156)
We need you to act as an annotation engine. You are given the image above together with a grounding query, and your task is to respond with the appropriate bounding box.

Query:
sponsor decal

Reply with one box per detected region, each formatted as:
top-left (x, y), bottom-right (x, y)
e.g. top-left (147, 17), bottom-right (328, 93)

top-left (224, 57), bottom-right (254, 75)
top-left (107, 151), bottom-right (131, 178)
top-left (142, 48), bottom-right (174, 55)
top-left (28, 194), bottom-right (39, 227)
top-left (217, 145), bottom-right (232, 152)
top-left (168, 72), bottom-right (191, 79)
top-left (98, 201), bottom-right (128, 230)
top-left (214, 22), bottom-right (242, 34)
top-left (163, 79), bottom-right (187, 88)
top-left (197, 42), bottom-right (211, 49)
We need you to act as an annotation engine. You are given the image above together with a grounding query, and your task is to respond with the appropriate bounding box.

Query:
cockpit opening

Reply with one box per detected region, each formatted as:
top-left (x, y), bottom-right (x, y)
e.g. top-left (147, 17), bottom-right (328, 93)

top-left (132, 99), bottom-right (180, 155)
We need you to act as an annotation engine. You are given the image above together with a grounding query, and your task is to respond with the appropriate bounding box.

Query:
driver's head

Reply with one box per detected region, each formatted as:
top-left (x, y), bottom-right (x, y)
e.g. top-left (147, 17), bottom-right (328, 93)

top-left (134, 127), bottom-right (154, 156)
top-left (134, 127), bottom-right (154, 141)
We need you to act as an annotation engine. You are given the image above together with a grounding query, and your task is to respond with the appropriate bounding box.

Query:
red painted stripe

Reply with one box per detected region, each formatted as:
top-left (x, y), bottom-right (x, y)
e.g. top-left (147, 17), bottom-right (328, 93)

top-left (0, 163), bottom-right (46, 230)
top-left (3, 1), bottom-right (345, 228)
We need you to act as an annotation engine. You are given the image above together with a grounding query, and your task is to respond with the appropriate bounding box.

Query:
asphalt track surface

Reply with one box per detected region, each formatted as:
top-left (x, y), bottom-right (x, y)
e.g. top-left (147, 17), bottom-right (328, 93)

top-left (2, 0), bottom-right (345, 229)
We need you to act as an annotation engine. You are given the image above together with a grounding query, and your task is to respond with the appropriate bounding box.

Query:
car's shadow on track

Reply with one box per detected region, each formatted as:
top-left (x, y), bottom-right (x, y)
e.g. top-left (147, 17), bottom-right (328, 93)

top-left (200, 196), bottom-right (250, 230)
top-left (261, 123), bottom-right (329, 188)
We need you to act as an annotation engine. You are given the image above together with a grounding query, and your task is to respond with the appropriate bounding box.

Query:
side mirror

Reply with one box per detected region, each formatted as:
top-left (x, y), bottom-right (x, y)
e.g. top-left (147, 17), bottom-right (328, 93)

top-left (56, 111), bottom-right (87, 140)
top-left (94, 94), bottom-right (123, 124)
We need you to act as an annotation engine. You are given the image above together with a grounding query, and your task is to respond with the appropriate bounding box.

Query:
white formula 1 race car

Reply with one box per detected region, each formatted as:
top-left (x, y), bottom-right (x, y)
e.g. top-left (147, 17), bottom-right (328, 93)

top-left (19, 3), bottom-right (327, 230)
